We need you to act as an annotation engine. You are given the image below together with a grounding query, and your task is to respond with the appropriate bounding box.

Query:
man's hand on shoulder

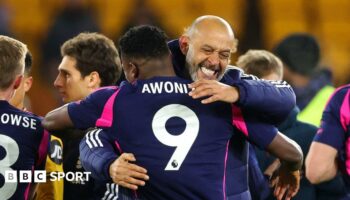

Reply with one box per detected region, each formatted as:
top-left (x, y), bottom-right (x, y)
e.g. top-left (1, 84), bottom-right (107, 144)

top-left (188, 79), bottom-right (239, 104)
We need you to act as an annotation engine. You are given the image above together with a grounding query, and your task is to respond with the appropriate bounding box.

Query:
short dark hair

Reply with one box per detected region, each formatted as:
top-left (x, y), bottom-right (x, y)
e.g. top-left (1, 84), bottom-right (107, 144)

top-left (237, 50), bottom-right (283, 79)
top-left (273, 33), bottom-right (320, 76)
top-left (61, 32), bottom-right (121, 86)
top-left (118, 25), bottom-right (169, 59)
top-left (24, 51), bottom-right (33, 75)
top-left (0, 35), bottom-right (27, 90)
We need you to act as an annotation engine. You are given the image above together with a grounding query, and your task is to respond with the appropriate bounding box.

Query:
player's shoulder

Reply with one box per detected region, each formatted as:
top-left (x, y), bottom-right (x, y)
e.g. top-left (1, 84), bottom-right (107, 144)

top-left (21, 109), bottom-right (42, 120)
top-left (333, 84), bottom-right (350, 97)
top-left (88, 86), bottom-right (119, 100)
top-left (5, 106), bottom-right (46, 135)
top-left (328, 84), bottom-right (350, 105)
top-left (9, 105), bottom-right (43, 122)
top-left (220, 65), bottom-right (243, 83)
top-left (136, 76), bottom-right (192, 90)
top-left (93, 85), bottom-right (119, 95)
top-left (161, 76), bottom-right (192, 84)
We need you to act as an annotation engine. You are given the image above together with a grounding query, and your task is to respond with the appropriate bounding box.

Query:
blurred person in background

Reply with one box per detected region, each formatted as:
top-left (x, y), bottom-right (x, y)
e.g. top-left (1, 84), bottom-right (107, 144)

top-left (306, 84), bottom-right (350, 200)
top-left (41, 0), bottom-right (100, 88)
top-left (115, 0), bottom-right (167, 85)
top-left (0, 1), bottom-right (12, 36)
top-left (9, 51), bottom-right (64, 200)
top-left (120, 0), bottom-right (165, 37)
top-left (273, 33), bottom-right (335, 127)
top-left (238, 49), bottom-right (347, 200)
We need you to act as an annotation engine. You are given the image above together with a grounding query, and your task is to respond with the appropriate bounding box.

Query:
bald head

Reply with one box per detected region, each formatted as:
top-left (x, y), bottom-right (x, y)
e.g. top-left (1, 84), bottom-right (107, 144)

top-left (185, 15), bottom-right (235, 40)
top-left (179, 15), bottom-right (237, 81)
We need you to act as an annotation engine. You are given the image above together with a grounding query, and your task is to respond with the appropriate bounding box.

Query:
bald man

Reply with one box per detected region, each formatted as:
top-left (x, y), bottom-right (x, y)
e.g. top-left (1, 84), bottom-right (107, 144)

top-left (170, 15), bottom-right (295, 122)
top-left (168, 16), bottom-right (301, 199)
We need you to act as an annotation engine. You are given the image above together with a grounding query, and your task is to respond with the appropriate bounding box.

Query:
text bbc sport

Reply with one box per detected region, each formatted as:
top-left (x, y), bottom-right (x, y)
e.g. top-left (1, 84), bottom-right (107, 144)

top-left (4, 170), bottom-right (91, 183)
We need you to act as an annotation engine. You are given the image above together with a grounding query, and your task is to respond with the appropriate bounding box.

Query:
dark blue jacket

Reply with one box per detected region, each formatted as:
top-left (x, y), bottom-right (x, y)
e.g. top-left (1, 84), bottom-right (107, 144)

top-left (168, 39), bottom-right (296, 125)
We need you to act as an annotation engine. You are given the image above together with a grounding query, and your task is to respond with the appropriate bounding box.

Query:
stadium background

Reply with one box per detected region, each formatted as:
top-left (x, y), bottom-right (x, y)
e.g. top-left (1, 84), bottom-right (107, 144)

top-left (0, 0), bottom-right (349, 116)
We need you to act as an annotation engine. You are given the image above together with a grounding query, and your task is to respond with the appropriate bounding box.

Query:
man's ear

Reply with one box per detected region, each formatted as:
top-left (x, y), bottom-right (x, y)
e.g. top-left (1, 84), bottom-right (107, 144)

top-left (13, 75), bottom-right (23, 90)
top-left (179, 35), bottom-right (190, 55)
top-left (87, 71), bottom-right (101, 88)
top-left (129, 62), bottom-right (139, 80)
top-left (23, 76), bottom-right (33, 92)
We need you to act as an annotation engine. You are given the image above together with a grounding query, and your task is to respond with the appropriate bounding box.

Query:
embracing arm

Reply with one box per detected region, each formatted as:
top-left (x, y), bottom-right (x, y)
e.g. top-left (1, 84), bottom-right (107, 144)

top-left (79, 128), bottom-right (149, 189)
top-left (235, 108), bottom-right (302, 200)
top-left (266, 132), bottom-right (303, 200)
top-left (267, 132), bottom-right (303, 172)
top-left (42, 104), bottom-right (73, 131)
top-left (233, 71), bottom-right (295, 115)
top-left (189, 67), bottom-right (296, 124)
top-left (79, 128), bottom-right (120, 182)
top-left (43, 87), bottom-right (118, 131)
top-left (169, 39), bottom-right (295, 121)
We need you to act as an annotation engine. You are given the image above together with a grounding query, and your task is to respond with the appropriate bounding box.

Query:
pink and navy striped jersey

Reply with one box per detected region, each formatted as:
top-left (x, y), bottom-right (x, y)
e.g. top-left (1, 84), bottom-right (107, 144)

top-left (314, 84), bottom-right (350, 189)
top-left (0, 100), bottom-right (49, 200)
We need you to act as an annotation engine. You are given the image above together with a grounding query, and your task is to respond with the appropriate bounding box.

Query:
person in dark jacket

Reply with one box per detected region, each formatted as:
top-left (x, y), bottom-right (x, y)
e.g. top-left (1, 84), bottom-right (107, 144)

top-left (273, 33), bottom-right (334, 127)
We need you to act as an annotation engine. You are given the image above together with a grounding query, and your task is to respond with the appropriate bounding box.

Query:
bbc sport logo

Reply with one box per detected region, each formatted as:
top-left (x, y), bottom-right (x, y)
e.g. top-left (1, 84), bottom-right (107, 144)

top-left (4, 170), bottom-right (91, 183)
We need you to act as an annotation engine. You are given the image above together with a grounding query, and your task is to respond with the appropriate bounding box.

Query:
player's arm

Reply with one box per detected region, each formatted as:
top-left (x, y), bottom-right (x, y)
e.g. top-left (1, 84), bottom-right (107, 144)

top-left (266, 132), bottom-right (303, 172)
top-left (42, 104), bottom-right (73, 131)
top-left (233, 107), bottom-right (302, 200)
top-left (261, 131), bottom-right (303, 200)
top-left (169, 39), bottom-right (295, 123)
top-left (189, 67), bottom-right (296, 124)
top-left (305, 88), bottom-right (349, 184)
top-left (43, 87), bottom-right (117, 131)
top-left (305, 142), bottom-right (338, 184)
top-left (79, 128), bottom-right (149, 190)
top-left (79, 128), bottom-right (119, 181)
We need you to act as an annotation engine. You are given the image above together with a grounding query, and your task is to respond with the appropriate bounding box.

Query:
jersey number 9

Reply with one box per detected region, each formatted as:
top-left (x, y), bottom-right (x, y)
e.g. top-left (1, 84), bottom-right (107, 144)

top-left (152, 104), bottom-right (199, 171)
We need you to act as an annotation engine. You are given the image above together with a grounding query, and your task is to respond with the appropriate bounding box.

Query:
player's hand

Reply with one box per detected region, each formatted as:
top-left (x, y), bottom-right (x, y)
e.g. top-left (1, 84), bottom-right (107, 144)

top-left (270, 165), bottom-right (300, 200)
top-left (109, 153), bottom-right (149, 190)
top-left (188, 79), bottom-right (239, 104)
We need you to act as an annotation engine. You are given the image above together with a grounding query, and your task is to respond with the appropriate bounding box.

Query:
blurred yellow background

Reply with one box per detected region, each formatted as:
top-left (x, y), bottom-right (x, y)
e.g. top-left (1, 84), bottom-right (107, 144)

top-left (1, 0), bottom-right (349, 115)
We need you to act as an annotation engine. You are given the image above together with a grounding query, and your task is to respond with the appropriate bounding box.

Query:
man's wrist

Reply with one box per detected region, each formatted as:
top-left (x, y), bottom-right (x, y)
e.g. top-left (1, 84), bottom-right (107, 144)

top-left (280, 160), bottom-right (302, 172)
top-left (106, 157), bottom-right (119, 180)
top-left (229, 85), bottom-right (240, 103)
